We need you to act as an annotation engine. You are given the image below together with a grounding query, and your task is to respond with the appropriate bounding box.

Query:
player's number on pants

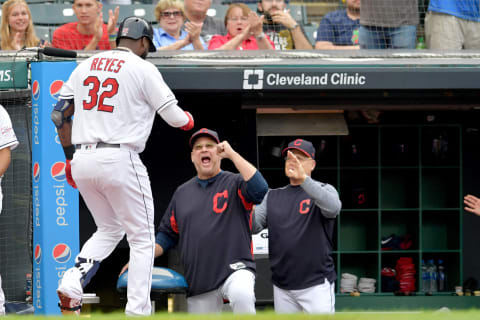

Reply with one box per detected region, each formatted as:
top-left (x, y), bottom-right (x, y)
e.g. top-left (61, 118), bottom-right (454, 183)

top-left (83, 76), bottom-right (119, 112)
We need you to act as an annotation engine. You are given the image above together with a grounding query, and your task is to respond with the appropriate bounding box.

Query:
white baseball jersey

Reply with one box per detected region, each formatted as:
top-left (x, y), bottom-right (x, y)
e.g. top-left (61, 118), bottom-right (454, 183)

top-left (0, 105), bottom-right (19, 212)
top-left (59, 48), bottom-right (178, 153)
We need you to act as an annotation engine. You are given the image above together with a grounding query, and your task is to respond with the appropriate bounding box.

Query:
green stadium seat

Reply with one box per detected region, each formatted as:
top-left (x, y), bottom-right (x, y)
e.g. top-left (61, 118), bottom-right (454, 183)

top-left (102, 4), bottom-right (157, 25)
top-left (207, 3), bottom-right (229, 20)
top-left (302, 23), bottom-right (318, 46)
top-left (34, 25), bottom-right (52, 42)
top-left (29, 3), bottom-right (76, 26)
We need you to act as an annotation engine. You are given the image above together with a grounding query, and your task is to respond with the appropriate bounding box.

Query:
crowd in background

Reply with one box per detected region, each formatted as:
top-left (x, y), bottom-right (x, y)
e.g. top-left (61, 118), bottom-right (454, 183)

top-left (0, 0), bottom-right (479, 51)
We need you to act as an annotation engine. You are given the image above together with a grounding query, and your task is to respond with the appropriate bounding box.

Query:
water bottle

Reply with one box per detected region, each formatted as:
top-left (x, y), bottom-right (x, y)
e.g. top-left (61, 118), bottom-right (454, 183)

top-left (438, 259), bottom-right (446, 292)
top-left (416, 37), bottom-right (426, 49)
top-left (427, 259), bottom-right (438, 293)
top-left (421, 260), bottom-right (429, 294)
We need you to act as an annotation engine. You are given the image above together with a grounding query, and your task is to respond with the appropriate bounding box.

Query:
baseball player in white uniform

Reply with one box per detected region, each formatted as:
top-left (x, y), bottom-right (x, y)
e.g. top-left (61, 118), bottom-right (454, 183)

top-left (51, 17), bottom-right (194, 316)
top-left (0, 104), bottom-right (19, 316)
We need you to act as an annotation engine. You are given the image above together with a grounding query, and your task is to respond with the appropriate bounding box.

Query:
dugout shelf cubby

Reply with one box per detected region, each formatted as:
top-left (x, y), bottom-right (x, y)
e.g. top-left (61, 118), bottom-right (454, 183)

top-left (257, 122), bottom-right (463, 300)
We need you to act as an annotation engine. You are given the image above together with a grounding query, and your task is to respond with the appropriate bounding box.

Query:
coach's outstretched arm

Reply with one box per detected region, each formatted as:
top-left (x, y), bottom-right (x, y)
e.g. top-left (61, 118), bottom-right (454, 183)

top-left (51, 99), bottom-right (77, 188)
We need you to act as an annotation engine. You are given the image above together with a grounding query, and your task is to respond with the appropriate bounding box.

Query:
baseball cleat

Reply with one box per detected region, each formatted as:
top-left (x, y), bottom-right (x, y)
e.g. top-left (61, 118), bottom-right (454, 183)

top-left (57, 290), bottom-right (82, 315)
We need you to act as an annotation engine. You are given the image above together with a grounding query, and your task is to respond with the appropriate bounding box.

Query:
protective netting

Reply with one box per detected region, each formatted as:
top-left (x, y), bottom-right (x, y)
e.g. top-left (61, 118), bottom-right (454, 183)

top-left (0, 90), bottom-right (32, 303)
top-left (4, 0), bottom-right (477, 52)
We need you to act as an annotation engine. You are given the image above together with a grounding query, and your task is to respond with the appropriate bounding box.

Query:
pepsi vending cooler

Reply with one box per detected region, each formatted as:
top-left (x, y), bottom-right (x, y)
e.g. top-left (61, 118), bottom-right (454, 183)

top-left (31, 62), bottom-right (79, 315)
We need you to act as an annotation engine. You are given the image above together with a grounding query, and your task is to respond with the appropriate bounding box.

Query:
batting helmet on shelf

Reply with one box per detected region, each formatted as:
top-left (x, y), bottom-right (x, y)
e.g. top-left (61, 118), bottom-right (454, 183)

top-left (116, 17), bottom-right (156, 52)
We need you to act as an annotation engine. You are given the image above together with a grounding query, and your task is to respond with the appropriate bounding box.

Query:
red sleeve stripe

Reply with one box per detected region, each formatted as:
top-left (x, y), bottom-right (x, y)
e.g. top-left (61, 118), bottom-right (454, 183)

top-left (237, 188), bottom-right (253, 212)
top-left (170, 210), bottom-right (179, 234)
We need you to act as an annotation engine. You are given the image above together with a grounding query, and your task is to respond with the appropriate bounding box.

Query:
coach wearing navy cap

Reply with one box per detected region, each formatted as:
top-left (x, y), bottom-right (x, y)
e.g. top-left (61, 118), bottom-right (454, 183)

top-left (252, 138), bottom-right (341, 314)
top-left (122, 128), bottom-right (268, 313)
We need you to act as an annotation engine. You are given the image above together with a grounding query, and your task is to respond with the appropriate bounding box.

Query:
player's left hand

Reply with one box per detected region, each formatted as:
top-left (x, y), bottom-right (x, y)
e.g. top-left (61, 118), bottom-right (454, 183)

top-left (216, 141), bottom-right (235, 159)
top-left (464, 194), bottom-right (480, 216)
top-left (180, 111), bottom-right (194, 131)
top-left (285, 151), bottom-right (307, 182)
top-left (270, 9), bottom-right (297, 30)
top-left (65, 160), bottom-right (77, 189)
top-left (107, 6), bottom-right (120, 36)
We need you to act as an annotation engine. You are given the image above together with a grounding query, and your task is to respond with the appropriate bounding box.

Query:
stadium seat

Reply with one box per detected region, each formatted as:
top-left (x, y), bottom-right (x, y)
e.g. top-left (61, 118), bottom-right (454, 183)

top-left (302, 23), bottom-right (318, 46)
top-left (207, 3), bottom-right (229, 20)
top-left (34, 25), bottom-right (52, 42)
top-left (102, 4), bottom-right (157, 25)
top-left (29, 3), bottom-right (76, 26)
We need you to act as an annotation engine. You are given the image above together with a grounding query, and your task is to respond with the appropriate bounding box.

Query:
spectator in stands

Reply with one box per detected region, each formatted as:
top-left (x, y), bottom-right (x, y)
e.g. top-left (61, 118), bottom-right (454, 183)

top-left (0, 0), bottom-right (49, 50)
top-left (425, 0), bottom-right (480, 50)
top-left (257, 0), bottom-right (312, 50)
top-left (153, 0), bottom-right (205, 50)
top-left (184, 0), bottom-right (225, 44)
top-left (208, 3), bottom-right (274, 50)
top-left (359, 0), bottom-right (418, 49)
top-left (52, 0), bottom-right (119, 50)
top-left (315, 0), bottom-right (360, 50)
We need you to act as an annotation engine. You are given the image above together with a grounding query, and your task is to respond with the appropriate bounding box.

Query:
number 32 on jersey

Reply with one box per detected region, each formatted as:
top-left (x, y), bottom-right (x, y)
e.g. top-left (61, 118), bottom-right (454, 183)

top-left (83, 76), bottom-right (119, 113)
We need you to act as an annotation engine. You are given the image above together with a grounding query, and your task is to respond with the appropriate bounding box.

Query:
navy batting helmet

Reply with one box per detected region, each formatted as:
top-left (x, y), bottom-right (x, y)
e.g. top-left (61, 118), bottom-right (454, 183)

top-left (116, 17), bottom-right (156, 52)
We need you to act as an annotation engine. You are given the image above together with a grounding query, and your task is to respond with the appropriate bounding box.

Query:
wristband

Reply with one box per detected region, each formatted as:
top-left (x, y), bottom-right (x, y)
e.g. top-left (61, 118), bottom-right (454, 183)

top-left (63, 145), bottom-right (75, 160)
top-left (109, 34), bottom-right (116, 41)
top-left (255, 32), bottom-right (265, 40)
top-left (289, 23), bottom-right (298, 31)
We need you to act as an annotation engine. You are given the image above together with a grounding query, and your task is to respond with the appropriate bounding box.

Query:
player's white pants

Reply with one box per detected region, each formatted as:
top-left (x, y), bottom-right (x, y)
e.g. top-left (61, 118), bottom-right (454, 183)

top-left (273, 279), bottom-right (335, 314)
top-left (58, 148), bottom-right (155, 316)
top-left (187, 269), bottom-right (255, 314)
top-left (0, 274), bottom-right (5, 316)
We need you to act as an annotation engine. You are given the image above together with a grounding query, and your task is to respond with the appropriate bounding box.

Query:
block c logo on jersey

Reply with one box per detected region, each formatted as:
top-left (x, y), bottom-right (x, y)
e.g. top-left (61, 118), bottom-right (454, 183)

top-left (33, 162), bottom-right (40, 183)
top-left (32, 80), bottom-right (40, 100)
top-left (34, 244), bottom-right (42, 264)
top-left (52, 243), bottom-right (71, 264)
top-left (243, 70), bottom-right (264, 90)
top-left (50, 162), bottom-right (66, 182)
top-left (49, 80), bottom-right (64, 101)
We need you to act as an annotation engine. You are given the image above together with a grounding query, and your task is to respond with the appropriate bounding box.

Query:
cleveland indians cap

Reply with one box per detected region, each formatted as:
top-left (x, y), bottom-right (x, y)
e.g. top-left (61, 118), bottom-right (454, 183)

top-left (189, 128), bottom-right (220, 147)
top-left (282, 139), bottom-right (316, 159)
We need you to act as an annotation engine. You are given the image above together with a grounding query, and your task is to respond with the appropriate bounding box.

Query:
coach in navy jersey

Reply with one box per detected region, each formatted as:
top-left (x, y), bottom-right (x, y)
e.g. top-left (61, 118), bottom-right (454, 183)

top-left (156, 128), bottom-right (267, 313)
top-left (252, 139), bottom-right (341, 313)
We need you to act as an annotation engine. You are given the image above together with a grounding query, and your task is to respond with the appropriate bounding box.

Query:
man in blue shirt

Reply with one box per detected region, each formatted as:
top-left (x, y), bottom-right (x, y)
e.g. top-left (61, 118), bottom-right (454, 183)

top-left (425, 0), bottom-right (480, 49)
top-left (315, 0), bottom-right (360, 49)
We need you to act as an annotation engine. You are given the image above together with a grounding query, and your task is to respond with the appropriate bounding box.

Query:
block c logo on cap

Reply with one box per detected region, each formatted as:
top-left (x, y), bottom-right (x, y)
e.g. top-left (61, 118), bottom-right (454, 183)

top-left (243, 70), bottom-right (264, 90)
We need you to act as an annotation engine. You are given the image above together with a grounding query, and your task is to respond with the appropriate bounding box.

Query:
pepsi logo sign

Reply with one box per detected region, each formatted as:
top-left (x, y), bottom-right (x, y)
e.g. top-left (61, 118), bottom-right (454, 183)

top-left (49, 80), bottom-right (64, 101)
top-left (32, 80), bottom-right (40, 100)
top-left (52, 243), bottom-right (71, 263)
top-left (34, 244), bottom-right (42, 264)
top-left (50, 162), bottom-right (66, 182)
top-left (33, 162), bottom-right (40, 182)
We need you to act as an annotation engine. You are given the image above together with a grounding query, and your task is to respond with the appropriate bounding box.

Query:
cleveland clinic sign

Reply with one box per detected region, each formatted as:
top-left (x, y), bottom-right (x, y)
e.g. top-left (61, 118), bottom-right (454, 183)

top-left (243, 69), bottom-right (367, 90)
